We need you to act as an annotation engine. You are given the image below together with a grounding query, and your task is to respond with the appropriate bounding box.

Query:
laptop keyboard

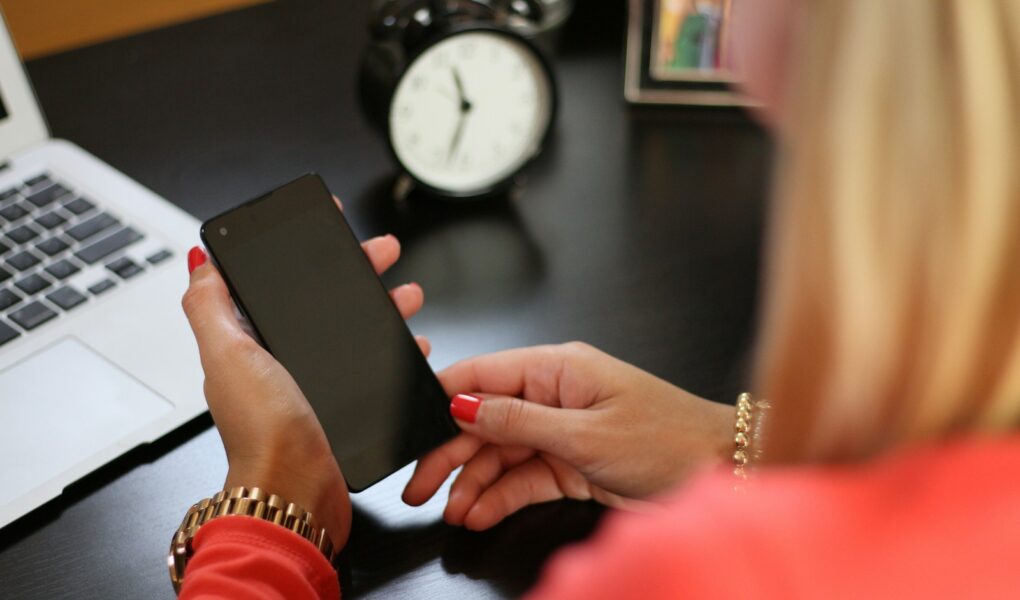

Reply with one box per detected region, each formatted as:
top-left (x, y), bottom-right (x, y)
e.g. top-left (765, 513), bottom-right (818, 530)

top-left (0, 172), bottom-right (173, 347)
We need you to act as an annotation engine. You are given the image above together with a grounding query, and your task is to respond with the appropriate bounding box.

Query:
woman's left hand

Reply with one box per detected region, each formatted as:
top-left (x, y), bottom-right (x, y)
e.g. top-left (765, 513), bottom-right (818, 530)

top-left (181, 233), bottom-right (428, 551)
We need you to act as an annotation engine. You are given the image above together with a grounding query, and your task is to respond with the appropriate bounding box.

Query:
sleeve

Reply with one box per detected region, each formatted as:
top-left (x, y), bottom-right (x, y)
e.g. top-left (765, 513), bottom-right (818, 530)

top-left (178, 515), bottom-right (340, 600)
top-left (524, 474), bottom-right (791, 600)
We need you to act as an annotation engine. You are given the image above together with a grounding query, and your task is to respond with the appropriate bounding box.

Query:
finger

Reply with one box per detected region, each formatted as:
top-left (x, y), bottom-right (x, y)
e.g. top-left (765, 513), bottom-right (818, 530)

top-left (449, 394), bottom-right (590, 463)
top-left (361, 234), bottom-right (400, 275)
top-left (438, 346), bottom-right (559, 400)
top-left (332, 195), bottom-right (343, 211)
top-left (415, 335), bottom-right (432, 357)
top-left (402, 433), bottom-right (484, 506)
top-left (181, 248), bottom-right (248, 360)
top-left (444, 444), bottom-right (533, 526)
top-left (390, 283), bottom-right (424, 319)
top-left (438, 343), bottom-right (607, 408)
top-left (462, 457), bottom-right (567, 531)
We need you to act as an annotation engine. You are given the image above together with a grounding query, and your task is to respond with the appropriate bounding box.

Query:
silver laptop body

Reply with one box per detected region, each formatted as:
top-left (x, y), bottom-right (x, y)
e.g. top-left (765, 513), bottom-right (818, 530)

top-left (0, 11), bottom-right (205, 528)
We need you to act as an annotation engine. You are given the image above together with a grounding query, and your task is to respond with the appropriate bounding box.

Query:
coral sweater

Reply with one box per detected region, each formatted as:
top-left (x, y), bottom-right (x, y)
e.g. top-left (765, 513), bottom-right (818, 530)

top-left (179, 435), bottom-right (1020, 599)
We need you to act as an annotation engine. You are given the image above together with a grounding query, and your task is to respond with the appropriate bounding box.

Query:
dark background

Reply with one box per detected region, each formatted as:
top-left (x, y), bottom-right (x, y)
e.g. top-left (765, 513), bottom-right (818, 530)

top-left (0, 2), bottom-right (771, 598)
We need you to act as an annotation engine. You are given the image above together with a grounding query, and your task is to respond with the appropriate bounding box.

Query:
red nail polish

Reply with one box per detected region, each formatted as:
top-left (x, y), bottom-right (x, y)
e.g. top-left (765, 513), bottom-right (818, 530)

top-left (450, 394), bottom-right (481, 423)
top-left (187, 246), bottom-right (207, 273)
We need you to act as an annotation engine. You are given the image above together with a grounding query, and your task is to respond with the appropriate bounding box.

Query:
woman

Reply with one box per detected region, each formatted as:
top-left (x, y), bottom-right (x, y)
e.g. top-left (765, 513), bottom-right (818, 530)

top-left (173, 0), bottom-right (1020, 597)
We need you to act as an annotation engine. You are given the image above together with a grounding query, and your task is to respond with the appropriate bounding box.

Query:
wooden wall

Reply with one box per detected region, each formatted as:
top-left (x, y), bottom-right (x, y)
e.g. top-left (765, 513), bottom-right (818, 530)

top-left (0, 0), bottom-right (267, 59)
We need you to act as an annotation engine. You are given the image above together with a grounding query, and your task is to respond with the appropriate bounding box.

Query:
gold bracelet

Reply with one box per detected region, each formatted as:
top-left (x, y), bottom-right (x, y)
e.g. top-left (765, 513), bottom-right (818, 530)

top-left (167, 486), bottom-right (335, 594)
top-left (733, 392), bottom-right (770, 486)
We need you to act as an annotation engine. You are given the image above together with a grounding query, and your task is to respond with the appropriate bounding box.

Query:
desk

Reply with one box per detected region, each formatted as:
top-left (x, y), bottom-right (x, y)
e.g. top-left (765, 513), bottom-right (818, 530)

top-left (0, 2), bottom-right (771, 598)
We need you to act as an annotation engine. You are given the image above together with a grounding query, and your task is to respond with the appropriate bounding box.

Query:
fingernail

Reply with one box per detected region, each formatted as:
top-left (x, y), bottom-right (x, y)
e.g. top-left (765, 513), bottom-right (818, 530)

top-left (187, 246), bottom-right (207, 274)
top-left (450, 394), bottom-right (481, 423)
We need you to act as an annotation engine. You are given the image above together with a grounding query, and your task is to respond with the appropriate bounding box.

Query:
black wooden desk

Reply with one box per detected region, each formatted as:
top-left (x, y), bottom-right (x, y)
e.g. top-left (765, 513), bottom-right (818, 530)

top-left (0, 2), bottom-right (771, 598)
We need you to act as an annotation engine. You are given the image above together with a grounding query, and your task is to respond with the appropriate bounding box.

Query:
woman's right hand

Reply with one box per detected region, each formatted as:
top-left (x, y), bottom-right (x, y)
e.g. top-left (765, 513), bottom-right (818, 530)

top-left (403, 343), bottom-right (735, 530)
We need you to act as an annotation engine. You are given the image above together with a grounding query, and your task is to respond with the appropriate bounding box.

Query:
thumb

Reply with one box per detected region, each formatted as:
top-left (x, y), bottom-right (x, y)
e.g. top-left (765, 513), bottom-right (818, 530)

top-left (450, 394), bottom-right (587, 462)
top-left (181, 246), bottom-right (247, 362)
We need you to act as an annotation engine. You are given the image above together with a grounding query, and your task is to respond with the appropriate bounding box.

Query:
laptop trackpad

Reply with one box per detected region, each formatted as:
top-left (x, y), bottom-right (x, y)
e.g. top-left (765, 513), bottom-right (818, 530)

top-left (0, 338), bottom-right (173, 506)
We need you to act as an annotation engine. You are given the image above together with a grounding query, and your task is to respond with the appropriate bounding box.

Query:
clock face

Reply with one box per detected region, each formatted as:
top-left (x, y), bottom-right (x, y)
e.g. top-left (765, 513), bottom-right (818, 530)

top-left (389, 30), bottom-right (554, 196)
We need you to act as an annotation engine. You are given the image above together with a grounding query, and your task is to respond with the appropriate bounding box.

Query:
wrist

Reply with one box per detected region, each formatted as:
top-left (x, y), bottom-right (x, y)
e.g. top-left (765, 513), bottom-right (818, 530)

top-left (675, 388), bottom-right (738, 464)
top-left (225, 455), bottom-right (351, 550)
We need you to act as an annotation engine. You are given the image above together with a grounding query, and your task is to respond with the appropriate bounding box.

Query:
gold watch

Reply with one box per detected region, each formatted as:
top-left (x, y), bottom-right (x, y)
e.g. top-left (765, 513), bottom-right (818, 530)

top-left (168, 485), bottom-right (335, 594)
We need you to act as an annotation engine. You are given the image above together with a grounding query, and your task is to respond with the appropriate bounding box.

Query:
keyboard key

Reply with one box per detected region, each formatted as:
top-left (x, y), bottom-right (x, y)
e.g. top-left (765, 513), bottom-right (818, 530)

top-left (0, 187), bottom-right (19, 201)
top-left (45, 259), bottom-right (80, 280)
top-left (62, 196), bottom-right (95, 215)
top-left (0, 320), bottom-right (19, 346)
top-left (0, 202), bottom-right (28, 222)
top-left (26, 184), bottom-right (71, 208)
top-left (0, 288), bottom-right (21, 311)
top-left (7, 224), bottom-right (39, 245)
top-left (146, 249), bottom-right (173, 265)
top-left (9, 301), bottom-right (57, 330)
top-left (35, 211), bottom-right (67, 230)
top-left (66, 212), bottom-right (118, 242)
top-left (0, 240), bottom-right (9, 255)
top-left (75, 227), bottom-right (142, 265)
top-left (7, 250), bottom-right (40, 271)
top-left (14, 273), bottom-right (50, 295)
top-left (46, 286), bottom-right (87, 311)
top-left (88, 279), bottom-right (116, 295)
top-left (23, 173), bottom-right (50, 188)
top-left (36, 237), bottom-right (69, 257)
top-left (0, 267), bottom-right (11, 283)
top-left (107, 256), bottom-right (144, 280)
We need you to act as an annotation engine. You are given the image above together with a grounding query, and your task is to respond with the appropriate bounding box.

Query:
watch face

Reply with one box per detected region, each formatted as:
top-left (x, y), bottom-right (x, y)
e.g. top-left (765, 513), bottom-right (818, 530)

top-left (389, 30), bottom-right (554, 196)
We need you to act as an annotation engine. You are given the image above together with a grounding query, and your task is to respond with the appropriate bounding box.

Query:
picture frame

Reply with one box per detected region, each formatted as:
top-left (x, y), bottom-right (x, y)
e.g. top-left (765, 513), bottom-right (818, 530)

top-left (625, 0), bottom-right (751, 106)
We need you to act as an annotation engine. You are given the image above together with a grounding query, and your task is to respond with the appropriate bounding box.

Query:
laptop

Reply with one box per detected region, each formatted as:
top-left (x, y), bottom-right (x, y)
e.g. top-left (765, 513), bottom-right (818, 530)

top-left (0, 12), bottom-right (205, 528)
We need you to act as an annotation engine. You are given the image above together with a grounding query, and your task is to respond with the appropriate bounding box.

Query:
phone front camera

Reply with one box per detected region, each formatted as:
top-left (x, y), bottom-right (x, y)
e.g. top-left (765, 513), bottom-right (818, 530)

top-left (219, 227), bottom-right (228, 236)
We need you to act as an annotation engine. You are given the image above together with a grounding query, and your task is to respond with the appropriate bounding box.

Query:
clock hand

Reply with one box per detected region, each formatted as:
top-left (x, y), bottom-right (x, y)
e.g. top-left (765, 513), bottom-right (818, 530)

top-left (447, 110), bottom-right (469, 164)
top-left (452, 67), bottom-right (472, 112)
top-left (447, 67), bottom-right (473, 163)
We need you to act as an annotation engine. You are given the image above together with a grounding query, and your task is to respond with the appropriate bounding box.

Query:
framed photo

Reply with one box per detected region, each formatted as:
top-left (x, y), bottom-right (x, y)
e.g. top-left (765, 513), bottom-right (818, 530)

top-left (625, 0), bottom-right (751, 106)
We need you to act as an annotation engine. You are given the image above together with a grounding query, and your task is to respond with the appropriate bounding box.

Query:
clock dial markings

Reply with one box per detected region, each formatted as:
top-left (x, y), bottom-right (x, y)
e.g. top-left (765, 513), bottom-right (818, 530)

top-left (432, 50), bottom-right (450, 68)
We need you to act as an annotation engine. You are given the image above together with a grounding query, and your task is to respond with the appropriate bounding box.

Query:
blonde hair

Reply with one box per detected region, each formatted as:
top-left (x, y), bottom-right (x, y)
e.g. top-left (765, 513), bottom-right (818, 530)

top-left (755, 0), bottom-right (1020, 462)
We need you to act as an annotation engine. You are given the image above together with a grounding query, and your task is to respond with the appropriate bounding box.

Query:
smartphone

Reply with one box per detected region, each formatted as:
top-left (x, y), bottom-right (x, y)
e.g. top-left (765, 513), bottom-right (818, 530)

top-left (200, 173), bottom-right (458, 492)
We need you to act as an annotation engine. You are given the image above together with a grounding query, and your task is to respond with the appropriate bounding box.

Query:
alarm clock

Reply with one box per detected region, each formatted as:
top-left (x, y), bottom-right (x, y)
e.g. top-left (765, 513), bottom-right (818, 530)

top-left (360, 1), bottom-right (558, 199)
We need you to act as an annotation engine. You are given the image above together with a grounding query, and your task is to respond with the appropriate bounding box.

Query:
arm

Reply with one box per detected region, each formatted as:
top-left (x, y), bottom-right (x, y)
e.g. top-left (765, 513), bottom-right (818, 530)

top-left (175, 231), bottom-right (428, 597)
top-left (404, 343), bottom-right (734, 530)
top-left (180, 516), bottom-right (339, 600)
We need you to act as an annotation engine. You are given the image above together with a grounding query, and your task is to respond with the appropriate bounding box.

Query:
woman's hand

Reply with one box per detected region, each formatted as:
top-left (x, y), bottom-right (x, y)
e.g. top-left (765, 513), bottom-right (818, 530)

top-left (403, 343), bottom-right (734, 531)
top-left (181, 234), bottom-right (428, 551)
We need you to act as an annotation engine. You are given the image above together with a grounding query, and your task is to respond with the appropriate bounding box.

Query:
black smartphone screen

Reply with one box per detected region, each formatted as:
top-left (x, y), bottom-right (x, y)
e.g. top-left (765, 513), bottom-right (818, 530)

top-left (201, 174), bottom-right (457, 491)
